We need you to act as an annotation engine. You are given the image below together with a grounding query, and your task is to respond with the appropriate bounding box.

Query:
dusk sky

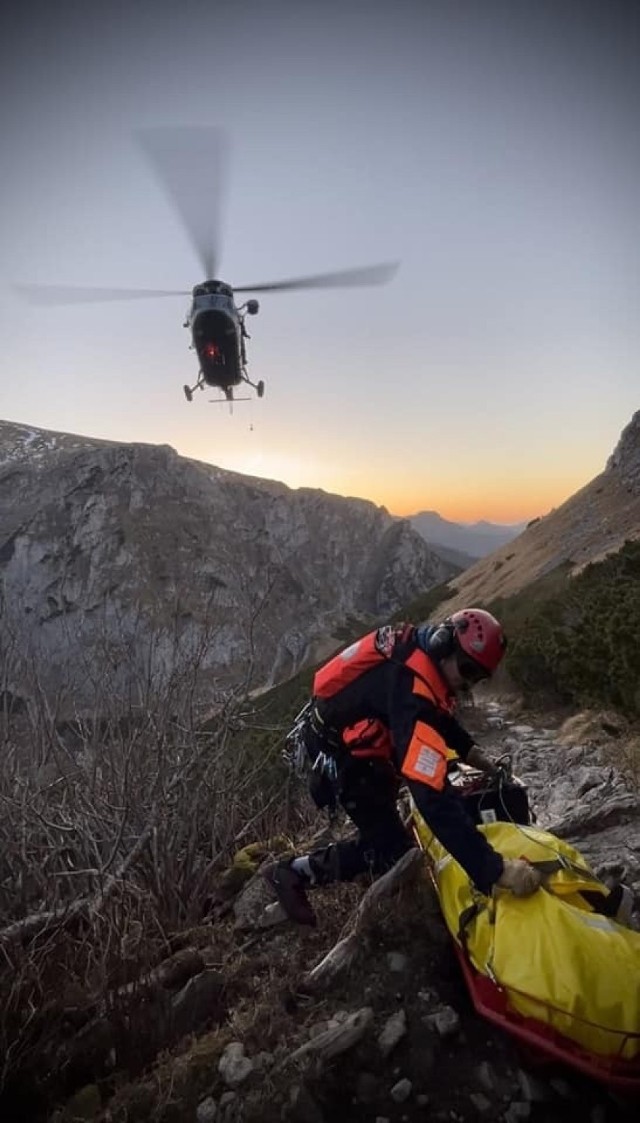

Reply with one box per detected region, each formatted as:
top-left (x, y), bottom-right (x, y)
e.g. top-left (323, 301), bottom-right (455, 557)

top-left (1, 0), bottom-right (638, 523)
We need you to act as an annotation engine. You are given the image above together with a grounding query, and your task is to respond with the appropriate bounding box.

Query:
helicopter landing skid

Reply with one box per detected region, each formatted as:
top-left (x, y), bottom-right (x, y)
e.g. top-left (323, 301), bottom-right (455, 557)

top-left (240, 376), bottom-right (264, 398)
top-left (183, 374), bottom-right (207, 402)
top-left (184, 371), bottom-right (264, 404)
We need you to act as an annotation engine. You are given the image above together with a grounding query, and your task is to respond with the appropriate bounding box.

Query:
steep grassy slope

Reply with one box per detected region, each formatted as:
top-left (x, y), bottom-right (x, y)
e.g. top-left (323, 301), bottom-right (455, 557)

top-left (425, 468), bottom-right (640, 619)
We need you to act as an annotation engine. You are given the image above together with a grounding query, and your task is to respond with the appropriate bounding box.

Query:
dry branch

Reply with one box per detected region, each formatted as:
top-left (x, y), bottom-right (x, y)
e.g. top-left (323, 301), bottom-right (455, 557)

top-left (288, 1006), bottom-right (374, 1063)
top-left (302, 848), bottom-right (423, 990)
top-left (0, 818), bottom-right (156, 946)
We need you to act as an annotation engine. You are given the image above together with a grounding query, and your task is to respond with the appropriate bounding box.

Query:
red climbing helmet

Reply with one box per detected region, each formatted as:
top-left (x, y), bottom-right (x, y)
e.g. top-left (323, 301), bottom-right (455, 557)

top-left (450, 608), bottom-right (507, 676)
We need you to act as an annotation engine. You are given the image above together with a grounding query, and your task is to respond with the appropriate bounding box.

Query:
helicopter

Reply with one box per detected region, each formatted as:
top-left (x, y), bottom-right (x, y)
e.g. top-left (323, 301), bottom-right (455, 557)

top-left (14, 127), bottom-right (400, 404)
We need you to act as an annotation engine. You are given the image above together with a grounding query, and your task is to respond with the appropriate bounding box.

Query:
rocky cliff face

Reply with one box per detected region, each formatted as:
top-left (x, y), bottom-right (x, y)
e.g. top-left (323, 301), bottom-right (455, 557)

top-left (0, 422), bottom-right (452, 710)
top-left (606, 408), bottom-right (640, 491)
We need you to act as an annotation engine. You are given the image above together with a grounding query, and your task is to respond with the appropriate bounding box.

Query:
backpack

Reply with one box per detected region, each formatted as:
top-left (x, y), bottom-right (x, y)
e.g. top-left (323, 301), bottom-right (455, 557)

top-left (313, 623), bottom-right (415, 698)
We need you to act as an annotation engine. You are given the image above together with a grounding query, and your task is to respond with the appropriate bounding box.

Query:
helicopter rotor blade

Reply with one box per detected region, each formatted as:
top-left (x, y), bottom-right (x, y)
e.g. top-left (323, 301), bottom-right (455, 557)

top-left (233, 261), bottom-right (400, 294)
top-left (13, 284), bottom-right (190, 306)
top-left (137, 126), bottom-right (228, 280)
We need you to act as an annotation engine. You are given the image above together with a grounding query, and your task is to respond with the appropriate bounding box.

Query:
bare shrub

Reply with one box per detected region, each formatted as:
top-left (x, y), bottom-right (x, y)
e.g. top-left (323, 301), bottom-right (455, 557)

top-left (0, 597), bottom-right (293, 1115)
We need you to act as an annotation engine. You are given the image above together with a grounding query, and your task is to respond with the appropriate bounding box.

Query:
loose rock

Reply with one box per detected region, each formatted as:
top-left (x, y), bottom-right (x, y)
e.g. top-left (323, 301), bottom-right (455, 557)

top-left (390, 1077), bottom-right (412, 1103)
top-left (378, 1009), bottom-right (407, 1057)
top-left (218, 1042), bottom-right (253, 1087)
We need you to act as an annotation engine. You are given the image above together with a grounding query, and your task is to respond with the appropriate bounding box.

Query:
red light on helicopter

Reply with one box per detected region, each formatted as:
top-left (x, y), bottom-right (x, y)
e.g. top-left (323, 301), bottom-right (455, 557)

top-left (204, 341), bottom-right (221, 359)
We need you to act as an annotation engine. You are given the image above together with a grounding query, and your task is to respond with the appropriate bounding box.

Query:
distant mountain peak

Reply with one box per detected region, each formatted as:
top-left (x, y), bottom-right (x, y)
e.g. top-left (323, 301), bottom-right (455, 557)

top-left (407, 510), bottom-right (527, 562)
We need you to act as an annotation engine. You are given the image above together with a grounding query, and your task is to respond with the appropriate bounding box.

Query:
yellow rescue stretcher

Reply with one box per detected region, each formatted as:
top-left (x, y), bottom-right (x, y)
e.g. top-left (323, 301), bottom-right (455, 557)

top-left (411, 783), bottom-right (640, 1094)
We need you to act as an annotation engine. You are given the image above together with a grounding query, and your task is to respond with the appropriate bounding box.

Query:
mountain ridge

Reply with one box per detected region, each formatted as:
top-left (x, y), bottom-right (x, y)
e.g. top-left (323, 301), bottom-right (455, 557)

top-left (0, 419), bottom-right (529, 568)
top-left (0, 419), bottom-right (453, 713)
top-left (426, 409), bottom-right (640, 619)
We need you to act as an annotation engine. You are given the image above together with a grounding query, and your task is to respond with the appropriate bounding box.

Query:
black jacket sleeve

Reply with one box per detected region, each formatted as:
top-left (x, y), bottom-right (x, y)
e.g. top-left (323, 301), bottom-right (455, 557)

top-left (405, 776), bottom-right (504, 896)
top-left (387, 666), bottom-right (504, 895)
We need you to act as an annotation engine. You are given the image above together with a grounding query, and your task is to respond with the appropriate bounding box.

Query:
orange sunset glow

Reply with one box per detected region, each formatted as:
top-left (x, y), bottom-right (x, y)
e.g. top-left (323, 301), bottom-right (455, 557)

top-left (2, 2), bottom-right (637, 534)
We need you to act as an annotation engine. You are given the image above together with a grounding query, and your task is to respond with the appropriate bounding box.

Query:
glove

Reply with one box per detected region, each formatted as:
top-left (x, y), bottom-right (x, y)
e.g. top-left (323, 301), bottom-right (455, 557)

top-left (497, 858), bottom-right (543, 897)
top-left (466, 745), bottom-right (497, 775)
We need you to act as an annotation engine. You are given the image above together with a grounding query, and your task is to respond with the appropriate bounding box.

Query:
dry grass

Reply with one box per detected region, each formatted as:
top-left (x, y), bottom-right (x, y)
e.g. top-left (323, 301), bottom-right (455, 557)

top-left (555, 709), bottom-right (640, 790)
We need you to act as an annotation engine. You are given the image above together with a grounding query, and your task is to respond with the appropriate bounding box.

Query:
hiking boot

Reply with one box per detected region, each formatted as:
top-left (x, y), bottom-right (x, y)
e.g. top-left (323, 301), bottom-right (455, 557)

top-left (263, 861), bottom-right (317, 927)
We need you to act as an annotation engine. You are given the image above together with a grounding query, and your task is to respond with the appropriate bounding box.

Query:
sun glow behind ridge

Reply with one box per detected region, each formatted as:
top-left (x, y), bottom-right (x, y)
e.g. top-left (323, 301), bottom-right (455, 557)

top-left (206, 449), bottom-right (325, 490)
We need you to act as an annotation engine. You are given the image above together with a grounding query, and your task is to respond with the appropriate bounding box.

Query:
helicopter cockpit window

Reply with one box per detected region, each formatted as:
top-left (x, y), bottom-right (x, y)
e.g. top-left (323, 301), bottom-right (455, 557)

top-left (193, 286), bottom-right (206, 297)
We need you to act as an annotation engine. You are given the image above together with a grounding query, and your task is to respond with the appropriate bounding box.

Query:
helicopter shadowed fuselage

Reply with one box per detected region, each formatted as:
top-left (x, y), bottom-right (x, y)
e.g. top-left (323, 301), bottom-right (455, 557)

top-left (186, 282), bottom-right (243, 391)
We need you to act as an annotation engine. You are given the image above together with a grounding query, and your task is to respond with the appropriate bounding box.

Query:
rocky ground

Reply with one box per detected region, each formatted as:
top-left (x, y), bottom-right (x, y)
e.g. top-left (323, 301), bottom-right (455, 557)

top-left (53, 700), bottom-right (640, 1123)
